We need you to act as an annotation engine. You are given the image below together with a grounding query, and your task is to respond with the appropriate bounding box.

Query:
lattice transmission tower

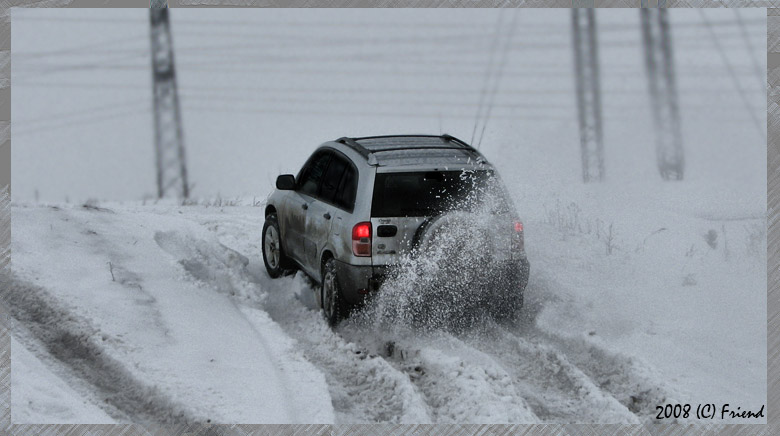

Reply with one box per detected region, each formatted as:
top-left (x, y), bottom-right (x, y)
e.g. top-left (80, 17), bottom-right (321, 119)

top-left (641, 6), bottom-right (684, 181)
top-left (150, 1), bottom-right (189, 199)
top-left (571, 8), bottom-right (605, 183)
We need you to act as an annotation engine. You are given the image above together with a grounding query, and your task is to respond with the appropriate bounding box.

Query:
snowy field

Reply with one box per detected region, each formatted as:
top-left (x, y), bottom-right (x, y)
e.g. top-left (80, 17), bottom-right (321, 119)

top-left (6, 8), bottom-right (766, 424)
top-left (5, 171), bottom-right (766, 423)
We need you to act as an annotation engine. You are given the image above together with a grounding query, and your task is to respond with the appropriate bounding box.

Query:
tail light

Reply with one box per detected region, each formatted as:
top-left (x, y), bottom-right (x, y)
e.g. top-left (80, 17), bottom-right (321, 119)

top-left (512, 220), bottom-right (525, 251)
top-left (352, 222), bottom-right (372, 257)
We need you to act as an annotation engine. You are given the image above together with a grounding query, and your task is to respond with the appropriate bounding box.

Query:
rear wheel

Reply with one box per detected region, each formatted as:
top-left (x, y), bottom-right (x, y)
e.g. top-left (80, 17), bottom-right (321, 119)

top-left (493, 283), bottom-right (524, 323)
top-left (505, 292), bottom-right (524, 321)
top-left (262, 213), bottom-right (293, 278)
top-left (322, 259), bottom-right (348, 327)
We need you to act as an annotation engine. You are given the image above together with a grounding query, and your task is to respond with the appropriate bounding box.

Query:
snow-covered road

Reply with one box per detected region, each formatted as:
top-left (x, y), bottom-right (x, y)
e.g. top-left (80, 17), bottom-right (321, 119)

top-left (5, 196), bottom-right (765, 424)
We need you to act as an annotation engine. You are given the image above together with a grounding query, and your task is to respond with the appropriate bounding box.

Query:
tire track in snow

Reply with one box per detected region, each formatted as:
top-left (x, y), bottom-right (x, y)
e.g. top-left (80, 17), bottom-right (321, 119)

top-left (504, 326), bottom-right (674, 420)
top-left (335, 267), bottom-right (633, 423)
top-left (153, 229), bottom-right (335, 423)
top-left (0, 272), bottom-right (195, 426)
top-left (211, 250), bottom-right (654, 423)
top-left (341, 330), bottom-right (539, 423)
top-left (338, 269), bottom-right (672, 423)
top-left (191, 210), bottom-right (674, 424)
top-left (13, 206), bottom-right (325, 424)
top-left (259, 275), bottom-right (432, 424)
top-left (154, 227), bottom-right (428, 424)
top-left (467, 327), bottom-right (639, 423)
top-left (183, 210), bottom-right (539, 422)
top-left (502, 268), bottom-right (678, 421)
top-left (43, 205), bottom-right (173, 342)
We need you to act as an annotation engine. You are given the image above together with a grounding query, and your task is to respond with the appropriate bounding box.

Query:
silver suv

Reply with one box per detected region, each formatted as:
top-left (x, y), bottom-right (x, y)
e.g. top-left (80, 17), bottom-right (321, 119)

top-left (262, 135), bottom-right (530, 326)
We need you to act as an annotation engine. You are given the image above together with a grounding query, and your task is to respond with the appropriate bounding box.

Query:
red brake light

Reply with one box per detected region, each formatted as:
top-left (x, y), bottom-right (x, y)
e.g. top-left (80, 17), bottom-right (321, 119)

top-left (353, 222), bottom-right (371, 239)
top-left (352, 222), bottom-right (372, 257)
top-left (512, 220), bottom-right (525, 252)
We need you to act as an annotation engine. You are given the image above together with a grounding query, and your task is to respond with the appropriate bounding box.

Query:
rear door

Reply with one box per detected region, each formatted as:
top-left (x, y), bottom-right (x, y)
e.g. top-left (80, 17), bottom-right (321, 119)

top-left (369, 171), bottom-right (431, 265)
top-left (304, 153), bottom-right (348, 269)
top-left (285, 150), bottom-right (330, 265)
top-left (370, 169), bottom-right (509, 265)
top-left (331, 161), bottom-right (359, 245)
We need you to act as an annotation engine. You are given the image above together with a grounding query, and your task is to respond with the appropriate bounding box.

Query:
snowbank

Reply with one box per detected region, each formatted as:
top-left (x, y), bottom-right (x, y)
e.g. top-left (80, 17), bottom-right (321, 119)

top-left (10, 204), bottom-right (334, 424)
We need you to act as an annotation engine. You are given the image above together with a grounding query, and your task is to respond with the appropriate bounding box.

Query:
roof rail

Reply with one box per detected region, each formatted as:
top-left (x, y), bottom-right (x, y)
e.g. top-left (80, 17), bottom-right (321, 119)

top-left (334, 134), bottom-right (482, 165)
top-left (440, 134), bottom-right (475, 150)
top-left (364, 145), bottom-right (473, 155)
top-left (349, 134), bottom-right (474, 149)
top-left (335, 137), bottom-right (370, 158)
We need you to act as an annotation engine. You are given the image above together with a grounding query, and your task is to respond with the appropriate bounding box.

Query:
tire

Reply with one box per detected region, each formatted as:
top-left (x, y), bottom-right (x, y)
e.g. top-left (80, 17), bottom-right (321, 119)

top-left (505, 291), bottom-right (524, 320)
top-left (493, 284), bottom-right (524, 324)
top-left (321, 259), bottom-right (349, 327)
top-left (262, 213), bottom-right (293, 278)
top-left (414, 212), bottom-right (491, 260)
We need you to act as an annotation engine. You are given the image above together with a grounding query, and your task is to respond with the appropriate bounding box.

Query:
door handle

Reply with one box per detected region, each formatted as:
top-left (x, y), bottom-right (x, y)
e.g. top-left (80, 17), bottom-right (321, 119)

top-left (323, 213), bottom-right (331, 220)
top-left (301, 203), bottom-right (308, 210)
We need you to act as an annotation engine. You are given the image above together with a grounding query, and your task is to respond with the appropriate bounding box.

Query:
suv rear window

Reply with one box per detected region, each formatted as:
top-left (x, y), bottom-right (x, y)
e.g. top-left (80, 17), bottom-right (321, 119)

top-left (371, 170), bottom-right (509, 217)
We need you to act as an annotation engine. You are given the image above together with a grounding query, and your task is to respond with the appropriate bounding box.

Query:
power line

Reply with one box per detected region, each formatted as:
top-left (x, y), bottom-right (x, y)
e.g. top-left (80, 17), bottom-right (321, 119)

top-left (167, 23), bottom-right (761, 42)
top-left (181, 104), bottom-right (574, 122)
top-left (171, 38), bottom-right (764, 54)
top-left (699, 9), bottom-right (765, 143)
top-left (177, 93), bottom-right (584, 110)
top-left (12, 14), bottom-right (764, 29)
top-left (14, 39), bottom-right (761, 78)
top-left (477, 9), bottom-right (520, 149)
top-left (173, 92), bottom-right (763, 110)
top-left (12, 26), bottom-right (761, 72)
top-left (734, 9), bottom-right (765, 92)
top-left (14, 30), bottom-right (753, 61)
top-left (178, 104), bottom-right (757, 123)
top-left (13, 98), bottom-right (149, 127)
top-left (471, 12), bottom-right (504, 145)
top-left (13, 107), bottom-right (150, 136)
top-left (13, 80), bottom-right (765, 97)
top-left (13, 34), bottom-right (148, 59)
top-left (9, 96), bottom-right (756, 138)
top-left (11, 102), bottom-right (755, 134)
top-left (14, 61), bottom-right (762, 81)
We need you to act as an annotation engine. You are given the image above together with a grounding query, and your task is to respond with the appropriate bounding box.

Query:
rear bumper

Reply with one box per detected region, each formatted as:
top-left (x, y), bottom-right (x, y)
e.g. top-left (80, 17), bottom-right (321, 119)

top-left (334, 257), bottom-right (530, 306)
top-left (333, 260), bottom-right (384, 305)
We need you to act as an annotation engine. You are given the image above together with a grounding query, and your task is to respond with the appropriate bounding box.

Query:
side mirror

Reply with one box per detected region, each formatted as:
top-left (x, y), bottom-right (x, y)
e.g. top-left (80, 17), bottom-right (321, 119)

top-left (276, 174), bottom-right (296, 191)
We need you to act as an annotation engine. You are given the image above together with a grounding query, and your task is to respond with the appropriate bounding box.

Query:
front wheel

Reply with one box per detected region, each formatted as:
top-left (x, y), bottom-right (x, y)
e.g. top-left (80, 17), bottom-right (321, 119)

top-left (262, 214), bottom-right (293, 278)
top-left (322, 259), bottom-right (349, 327)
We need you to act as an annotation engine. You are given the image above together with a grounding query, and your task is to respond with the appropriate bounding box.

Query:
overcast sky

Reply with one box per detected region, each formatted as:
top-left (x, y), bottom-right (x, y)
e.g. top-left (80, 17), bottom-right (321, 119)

top-left (10, 8), bottom-right (766, 203)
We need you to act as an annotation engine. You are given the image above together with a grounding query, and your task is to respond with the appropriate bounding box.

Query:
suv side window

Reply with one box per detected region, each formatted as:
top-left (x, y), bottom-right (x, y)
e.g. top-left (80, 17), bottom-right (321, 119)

top-left (335, 165), bottom-right (357, 211)
top-left (298, 151), bottom-right (331, 197)
top-left (320, 155), bottom-right (348, 203)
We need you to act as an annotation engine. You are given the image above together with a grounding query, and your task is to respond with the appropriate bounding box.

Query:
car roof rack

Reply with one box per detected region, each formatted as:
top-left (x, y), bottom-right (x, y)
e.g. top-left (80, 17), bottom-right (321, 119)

top-left (335, 136), bottom-right (370, 159)
top-left (335, 134), bottom-right (480, 164)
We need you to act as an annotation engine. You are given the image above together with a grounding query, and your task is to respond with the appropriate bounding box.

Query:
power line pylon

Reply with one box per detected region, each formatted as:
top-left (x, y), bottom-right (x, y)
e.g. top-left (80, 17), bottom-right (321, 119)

top-left (641, 6), bottom-right (684, 181)
top-left (571, 8), bottom-right (605, 183)
top-left (150, 1), bottom-right (189, 199)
